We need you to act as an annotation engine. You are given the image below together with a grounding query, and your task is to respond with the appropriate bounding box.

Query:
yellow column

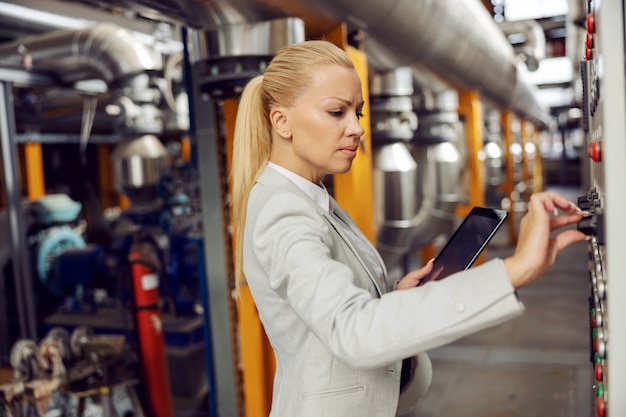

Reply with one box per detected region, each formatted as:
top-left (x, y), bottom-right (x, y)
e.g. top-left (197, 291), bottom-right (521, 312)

top-left (456, 90), bottom-right (488, 264)
top-left (532, 127), bottom-right (544, 193)
top-left (501, 110), bottom-right (518, 245)
top-left (520, 120), bottom-right (531, 202)
top-left (22, 143), bottom-right (45, 198)
top-left (456, 90), bottom-right (486, 215)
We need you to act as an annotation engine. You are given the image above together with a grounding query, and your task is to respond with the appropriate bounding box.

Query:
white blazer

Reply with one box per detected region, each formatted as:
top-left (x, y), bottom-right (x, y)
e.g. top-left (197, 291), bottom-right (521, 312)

top-left (243, 166), bottom-right (523, 417)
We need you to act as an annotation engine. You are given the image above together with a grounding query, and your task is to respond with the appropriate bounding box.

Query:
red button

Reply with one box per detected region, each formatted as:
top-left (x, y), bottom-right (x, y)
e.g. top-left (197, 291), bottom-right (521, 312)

top-left (597, 395), bottom-right (605, 417)
top-left (586, 47), bottom-right (594, 60)
top-left (595, 362), bottom-right (603, 381)
top-left (587, 33), bottom-right (594, 49)
top-left (588, 141), bottom-right (602, 162)
top-left (587, 14), bottom-right (595, 33)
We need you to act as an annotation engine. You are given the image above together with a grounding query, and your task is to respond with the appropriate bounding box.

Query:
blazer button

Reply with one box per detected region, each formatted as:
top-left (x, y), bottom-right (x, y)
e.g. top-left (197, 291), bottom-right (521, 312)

top-left (454, 302), bottom-right (465, 313)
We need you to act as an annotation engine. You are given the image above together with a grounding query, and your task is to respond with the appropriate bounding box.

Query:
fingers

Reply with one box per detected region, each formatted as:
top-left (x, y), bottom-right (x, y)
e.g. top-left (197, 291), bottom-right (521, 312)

top-left (549, 213), bottom-right (584, 230)
top-left (529, 192), bottom-right (586, 219)
top-left (507, 191), bottom-right (587, 289)
top-left (413, 260), bottom-right (434, 279)
top-left (396, 260), bottom-right (434, 290)
top-left (552, 229), bottom-right (587, 252)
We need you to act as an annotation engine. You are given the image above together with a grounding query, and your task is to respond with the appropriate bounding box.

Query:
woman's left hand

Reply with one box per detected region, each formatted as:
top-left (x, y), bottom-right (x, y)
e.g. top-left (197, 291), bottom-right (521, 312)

top-left (395, 260), bottom-right (434, 290)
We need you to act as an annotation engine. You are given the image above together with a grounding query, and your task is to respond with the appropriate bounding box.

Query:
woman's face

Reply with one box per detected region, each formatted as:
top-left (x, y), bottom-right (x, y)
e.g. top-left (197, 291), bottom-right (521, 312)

top-left (271, 64), bottom-right (365, 183)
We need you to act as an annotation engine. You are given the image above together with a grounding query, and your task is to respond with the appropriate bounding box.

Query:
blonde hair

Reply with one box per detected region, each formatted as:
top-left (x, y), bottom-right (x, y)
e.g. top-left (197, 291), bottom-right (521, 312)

top-left (231, 40), bottom-right (355, 293)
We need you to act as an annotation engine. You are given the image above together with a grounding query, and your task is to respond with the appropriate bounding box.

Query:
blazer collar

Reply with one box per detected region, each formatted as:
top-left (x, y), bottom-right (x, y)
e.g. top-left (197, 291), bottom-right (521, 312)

top-left (256, 165), bottom-right (387, 295)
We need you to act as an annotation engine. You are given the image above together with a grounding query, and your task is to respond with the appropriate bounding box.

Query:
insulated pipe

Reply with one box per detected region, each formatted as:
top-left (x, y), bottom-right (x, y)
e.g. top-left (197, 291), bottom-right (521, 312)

top-left (0, 0), bottom-right (548, 125)
top-left (0, 22), bottom-right (160, 85)
top-left (184, 0), bottom-right (548, 125)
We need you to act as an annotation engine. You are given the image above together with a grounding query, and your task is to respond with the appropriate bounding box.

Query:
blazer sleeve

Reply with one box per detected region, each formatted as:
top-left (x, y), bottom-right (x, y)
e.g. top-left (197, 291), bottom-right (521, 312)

top-left (249, 191), bottom-right (524, 370)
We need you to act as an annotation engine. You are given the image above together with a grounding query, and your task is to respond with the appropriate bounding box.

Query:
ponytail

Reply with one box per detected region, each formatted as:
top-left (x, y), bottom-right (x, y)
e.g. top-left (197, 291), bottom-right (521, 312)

top-left (231, 75), bottom-right (272, 293)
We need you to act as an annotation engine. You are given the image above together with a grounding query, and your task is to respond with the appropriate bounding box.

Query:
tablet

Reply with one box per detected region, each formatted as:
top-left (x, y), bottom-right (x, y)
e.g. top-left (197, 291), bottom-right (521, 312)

top-left (417, 206), bottom-right (508, 286)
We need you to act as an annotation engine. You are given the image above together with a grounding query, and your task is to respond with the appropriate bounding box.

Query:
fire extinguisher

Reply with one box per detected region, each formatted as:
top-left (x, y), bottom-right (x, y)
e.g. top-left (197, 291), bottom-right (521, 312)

top-left (129, 241), bottom-right (173, 417)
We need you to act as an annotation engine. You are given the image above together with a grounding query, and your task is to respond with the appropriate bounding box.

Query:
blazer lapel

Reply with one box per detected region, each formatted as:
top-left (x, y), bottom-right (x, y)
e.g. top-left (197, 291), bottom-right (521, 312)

top-left (326, 200), bottom-right (388, 296)
top-left (257, 166), bottom-right (387, 296)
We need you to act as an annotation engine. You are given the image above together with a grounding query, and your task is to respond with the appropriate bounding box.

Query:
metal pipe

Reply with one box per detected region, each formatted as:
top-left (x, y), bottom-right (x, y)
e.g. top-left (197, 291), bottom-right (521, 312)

top-left (0, 81), bottom-right (38, 340)
top-left (2, 0), bottom-right (549, 126)
top-left (0, 22), bottom-right (160, 85)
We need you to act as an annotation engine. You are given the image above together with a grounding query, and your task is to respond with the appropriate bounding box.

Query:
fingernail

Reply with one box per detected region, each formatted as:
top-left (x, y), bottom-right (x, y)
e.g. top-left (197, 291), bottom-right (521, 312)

top-left (569, 201), bottom-right (591, 217)
top-left (428, 258), bottom-right (435, 263)
top-left (553, 208), bottom-right (559, 216)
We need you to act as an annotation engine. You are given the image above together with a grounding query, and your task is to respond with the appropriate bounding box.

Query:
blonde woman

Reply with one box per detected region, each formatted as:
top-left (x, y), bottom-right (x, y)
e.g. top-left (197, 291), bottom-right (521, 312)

top-left (230, 40), bottom-right (586, 417)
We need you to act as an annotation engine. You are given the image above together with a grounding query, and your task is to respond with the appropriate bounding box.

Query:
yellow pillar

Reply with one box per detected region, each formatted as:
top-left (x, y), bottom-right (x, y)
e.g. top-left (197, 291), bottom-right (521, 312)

top-left (21, 143), bottom-right (45, 198)
top-left (456, 90), bottom-right (489, 264)
top-left (456, 90), bottom-right (486, 215)
top-left (520, 120), bottom-right (531, 202)
top-left (532, 127), bottom-right (544, 193)
top-left (501, 110), bottom-right (518, 245)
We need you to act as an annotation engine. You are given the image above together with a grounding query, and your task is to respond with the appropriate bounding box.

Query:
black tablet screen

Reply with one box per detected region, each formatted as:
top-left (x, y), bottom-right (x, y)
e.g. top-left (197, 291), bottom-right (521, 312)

top-left (418, 207), bottom-right (508, 286)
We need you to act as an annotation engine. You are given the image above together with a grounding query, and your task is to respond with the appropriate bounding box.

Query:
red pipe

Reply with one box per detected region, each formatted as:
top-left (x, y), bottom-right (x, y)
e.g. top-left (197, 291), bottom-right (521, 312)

top-left (129, 247), bottom-right (173, 417)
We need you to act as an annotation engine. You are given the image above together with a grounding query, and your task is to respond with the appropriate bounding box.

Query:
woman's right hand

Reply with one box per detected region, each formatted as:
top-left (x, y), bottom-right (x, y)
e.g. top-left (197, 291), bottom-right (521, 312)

top-left (396, 260), bottom-right (434, 290)
top-left (503, 191), bottom-right (587, 289)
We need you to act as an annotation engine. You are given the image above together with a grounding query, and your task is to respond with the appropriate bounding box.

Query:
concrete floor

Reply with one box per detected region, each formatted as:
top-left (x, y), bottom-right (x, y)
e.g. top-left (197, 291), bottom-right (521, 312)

top-left (406, 186), bottom-right (593, 417)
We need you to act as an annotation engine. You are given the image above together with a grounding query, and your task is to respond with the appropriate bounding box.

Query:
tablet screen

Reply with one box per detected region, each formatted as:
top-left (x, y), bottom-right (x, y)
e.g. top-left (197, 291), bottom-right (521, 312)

top-left (418, 207), bottom-right (508, 286)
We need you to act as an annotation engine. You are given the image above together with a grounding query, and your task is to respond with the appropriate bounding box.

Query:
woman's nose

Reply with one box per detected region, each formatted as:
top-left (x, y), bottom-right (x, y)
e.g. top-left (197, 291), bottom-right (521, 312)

top-left (349, 115), bottom-right (365, 137)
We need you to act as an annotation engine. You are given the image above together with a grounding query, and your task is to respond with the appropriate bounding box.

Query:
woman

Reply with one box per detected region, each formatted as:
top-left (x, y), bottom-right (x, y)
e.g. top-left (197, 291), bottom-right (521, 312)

top-left (230, 40), bottom-right (586, 417)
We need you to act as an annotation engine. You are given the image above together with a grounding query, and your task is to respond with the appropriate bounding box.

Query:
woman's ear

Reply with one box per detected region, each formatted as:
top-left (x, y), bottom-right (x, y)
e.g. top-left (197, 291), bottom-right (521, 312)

top-left (270, 107), bottom-right (291, 139)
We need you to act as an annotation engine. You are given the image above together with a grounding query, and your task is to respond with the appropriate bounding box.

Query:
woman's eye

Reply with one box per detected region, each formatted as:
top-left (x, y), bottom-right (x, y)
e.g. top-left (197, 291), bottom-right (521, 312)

top-left (356, 112), bottom-right (364, 119)
top-left (329, 111), bottom-right (344, 117)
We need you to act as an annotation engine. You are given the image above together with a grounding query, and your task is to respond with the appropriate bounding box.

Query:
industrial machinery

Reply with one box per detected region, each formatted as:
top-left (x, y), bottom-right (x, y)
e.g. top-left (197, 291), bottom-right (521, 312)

top-left (0, 1), bottom-right (555, 417)
top-left (578, 0), bottom-right (626, 416)
top-left (0, 326), bottom-right (141, 417)
top-left (0, 19), bottom-right (212, 417)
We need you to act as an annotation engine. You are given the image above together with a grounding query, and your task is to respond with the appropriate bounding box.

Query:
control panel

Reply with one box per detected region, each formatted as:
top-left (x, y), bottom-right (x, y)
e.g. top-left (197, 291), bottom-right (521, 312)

top-left (579, 1), bottom-right (626, 416)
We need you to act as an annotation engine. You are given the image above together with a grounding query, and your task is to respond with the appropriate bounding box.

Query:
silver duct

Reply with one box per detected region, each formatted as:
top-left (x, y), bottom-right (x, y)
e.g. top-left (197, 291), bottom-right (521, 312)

top-left (192, 17), bottom-right (305, 60)
top-left (371, 67), bottom-right (464, 268)
top-left (0, 22), bottom-right (160, 85)
top-left (29, 0), bottom-right (549, 126)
